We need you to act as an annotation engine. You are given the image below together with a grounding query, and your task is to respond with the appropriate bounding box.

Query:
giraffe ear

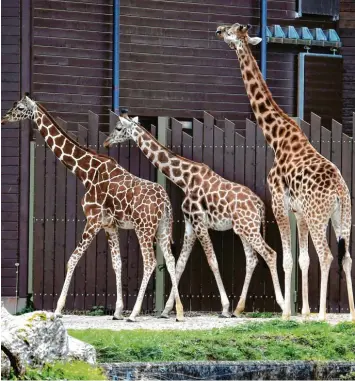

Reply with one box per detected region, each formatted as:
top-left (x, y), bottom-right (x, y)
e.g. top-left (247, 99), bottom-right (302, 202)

top-left (132, 116), bottom-right (139, 123)
top-left (248, 36), bottom-right (262, 45)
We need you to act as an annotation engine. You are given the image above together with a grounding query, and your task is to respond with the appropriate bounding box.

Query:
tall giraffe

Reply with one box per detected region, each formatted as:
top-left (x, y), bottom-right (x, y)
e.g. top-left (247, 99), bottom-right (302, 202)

top-left (103, 114), bottom-right (284, 317)
top-left (216, 23), bottom-right (355, 321)
top-left (1, 94), bottom-right (184, 322)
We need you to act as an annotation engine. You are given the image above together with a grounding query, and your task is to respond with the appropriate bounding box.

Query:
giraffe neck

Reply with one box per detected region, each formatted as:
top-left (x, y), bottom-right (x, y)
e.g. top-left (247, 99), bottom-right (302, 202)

top-left (34, 104), bottom-right (103, 186)
top-left (130, 123), bottom-right (196, 191)
top-left (236, 43), bottom-right (306, 152)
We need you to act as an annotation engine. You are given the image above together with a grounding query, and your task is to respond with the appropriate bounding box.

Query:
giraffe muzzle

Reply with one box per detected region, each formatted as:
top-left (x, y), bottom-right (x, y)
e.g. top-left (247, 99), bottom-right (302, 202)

top-left (103, 139), bottom-right (111, 148)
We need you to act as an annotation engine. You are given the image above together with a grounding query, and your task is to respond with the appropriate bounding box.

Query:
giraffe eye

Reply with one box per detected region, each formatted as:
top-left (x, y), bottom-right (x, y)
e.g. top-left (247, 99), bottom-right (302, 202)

top-left (18, 106), bottom-right (24, 110)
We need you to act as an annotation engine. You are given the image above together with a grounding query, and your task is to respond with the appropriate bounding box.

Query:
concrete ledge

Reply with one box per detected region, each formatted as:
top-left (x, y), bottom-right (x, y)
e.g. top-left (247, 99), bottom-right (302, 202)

top-left (102, 361), bottom-right (355, 380)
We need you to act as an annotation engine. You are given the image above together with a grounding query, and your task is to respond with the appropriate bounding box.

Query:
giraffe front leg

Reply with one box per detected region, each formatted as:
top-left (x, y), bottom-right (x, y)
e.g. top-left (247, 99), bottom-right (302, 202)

top-left (55, 217), bottom-right (101, 316)
top-left (271, 194), bottom-right (292, 319)
top-left (106, 228), bottom-right (124, 320)
top-left (158, 223), bottom-right (184, 322)
top-left (295, 214), bottom-right (310, 319)
top-left (161, 219), bottom-right (196, 318)
top-left (196, 225), bottom-right (230, 318)
top-left (127, 232), bottom-right (156, 322)
top-left (232, 237), bottom-right (258, 317)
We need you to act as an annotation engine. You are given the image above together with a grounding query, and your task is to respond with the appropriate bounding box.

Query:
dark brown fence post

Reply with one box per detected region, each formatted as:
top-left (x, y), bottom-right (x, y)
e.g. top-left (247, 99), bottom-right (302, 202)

top-left (74, 124), bottom-right (88, 311)
top-left (190, 119), bottom-right (204, 311)
top-left (341, 130), bottom-right (352, 312)
top-left (203, 112), bottom-right (214, 311)
top-left (33, 133), bottom-right (46, 310)
top-left (331, 119), bottom-right (342, 312)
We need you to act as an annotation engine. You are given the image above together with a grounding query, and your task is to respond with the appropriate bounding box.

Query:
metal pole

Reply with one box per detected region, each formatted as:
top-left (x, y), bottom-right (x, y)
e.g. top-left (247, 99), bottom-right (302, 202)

top-left (113, 0), bottom-right (120, 113)
top-left (260, 0), bottom-right (267, 79)
top-left (154, 117), bottom-right (169, 313)
top-left (28, 141), bottom-right (36, 295)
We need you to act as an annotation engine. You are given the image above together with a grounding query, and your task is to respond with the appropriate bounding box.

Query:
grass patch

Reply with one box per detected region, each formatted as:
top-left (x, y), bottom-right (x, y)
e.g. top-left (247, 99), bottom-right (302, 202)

top-left (8, 361), bottom-right (107, 380)
top-left (69, 320), bottom-right (355, 363)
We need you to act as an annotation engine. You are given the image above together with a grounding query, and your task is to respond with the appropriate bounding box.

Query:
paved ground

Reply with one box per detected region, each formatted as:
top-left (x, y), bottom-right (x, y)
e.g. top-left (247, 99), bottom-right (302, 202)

top-left (63, 313), bottom-right (351, 331)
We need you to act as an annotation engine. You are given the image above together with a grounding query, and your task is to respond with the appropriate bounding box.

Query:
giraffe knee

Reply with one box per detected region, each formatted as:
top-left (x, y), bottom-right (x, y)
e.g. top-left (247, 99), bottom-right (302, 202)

top-left (298, 252), bottom-right (310, 271)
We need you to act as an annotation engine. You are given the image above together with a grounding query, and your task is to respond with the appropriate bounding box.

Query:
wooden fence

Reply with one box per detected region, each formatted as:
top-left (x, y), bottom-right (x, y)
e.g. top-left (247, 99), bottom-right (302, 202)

top-left (32, 111), bottom-right (355, 314)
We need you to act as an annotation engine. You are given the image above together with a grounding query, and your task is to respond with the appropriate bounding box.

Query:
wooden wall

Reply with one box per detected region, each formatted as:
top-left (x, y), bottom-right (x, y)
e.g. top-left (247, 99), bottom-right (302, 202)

top-left (340, 0), bottom-right (355, 133)
top-left (1, 0), bottom-right (21, 297)
top-left (120, 0), bottom-right (298, 131)
top-left (32, 0), bottom-right (113, 131)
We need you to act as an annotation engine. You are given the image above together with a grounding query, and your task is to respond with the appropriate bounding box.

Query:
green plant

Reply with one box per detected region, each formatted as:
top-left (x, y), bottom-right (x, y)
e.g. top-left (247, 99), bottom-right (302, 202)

top-left (69, 320), bottom-right (355, 363)
top-left (8, 361), bottom-right (107, 380)
top-left (88, 305), bottom-right (105, 316)
top-left (15, 294), bottom-right (35, 315)
top-left (340, 371), bottom-right (355, 380)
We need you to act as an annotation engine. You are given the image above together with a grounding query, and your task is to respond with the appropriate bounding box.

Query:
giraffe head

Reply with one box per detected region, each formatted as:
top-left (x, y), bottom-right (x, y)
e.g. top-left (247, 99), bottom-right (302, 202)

top-left (103, 115), bottom-right (139, 147)
top-left (216, 23), bottom-right (262, 52)
top-left (1, 93), bottom-right (37, 124)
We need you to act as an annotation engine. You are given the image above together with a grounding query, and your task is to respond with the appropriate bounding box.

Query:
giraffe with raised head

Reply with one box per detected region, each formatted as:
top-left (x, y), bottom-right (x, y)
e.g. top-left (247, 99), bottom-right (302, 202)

top-left (216, 23), bottom-right (355, 321)
top-left (1, 94), bottom-right (184, 322)
top-left (103, 113), bottom-right (284, 317)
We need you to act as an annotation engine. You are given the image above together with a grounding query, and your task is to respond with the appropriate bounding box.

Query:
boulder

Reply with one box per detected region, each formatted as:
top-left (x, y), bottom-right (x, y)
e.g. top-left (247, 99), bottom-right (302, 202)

top-left (1, 302), bottom-right (96, 378)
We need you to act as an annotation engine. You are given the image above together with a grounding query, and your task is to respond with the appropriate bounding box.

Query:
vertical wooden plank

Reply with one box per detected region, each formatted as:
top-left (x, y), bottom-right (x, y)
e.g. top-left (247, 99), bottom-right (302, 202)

top-left (331, 120), bottom-right (342, 313)
top-left (95, 131), bottom-right (109, 310)
top-left (234, 131), bottom-right (246, 311)
top-left (181, 131), bottom-right (193, 311)
top-left (211, 125), bottom-right (224, 311)
top-left (253, 127), bottom-right (267, 312)
top-left (33, 135), bottom-right (45, 310)
top-left (169, 119), bottom-right (184, 310)
top-left (147, 124), bottom-right (157, 312)
top-left (245, 120), bottom-right (256, 311)
top-left (126, 131), bottom-right (141, 311)
top-left (74, 124), bottom-right (87, 311)
top-left (352, 114), bottom-right (355, 304)
top-left (307, 113), bottom-right (321, 313)
top-left (202, 112), bottom-right (214, 311)
top-left (107, 113), bottom-right (121, 312)
top-left (190, 119), bottom-right (203, 311)
top-left (118, 128), bottom-right (130, 311)
top-left (320, 127), bottom-right (332, 312)
top-left (223, 120), bottom-right (235, 310)
top-left (341, 132), bottom-right (352, 313)
top-left (300, 119), bottom-right (311, 139)
top-left (53, 123), bottom-right (67, 310)
top-left (43, 134), bottom-right (56, 311)
top-left (85, 111), bottom-right (99, 311)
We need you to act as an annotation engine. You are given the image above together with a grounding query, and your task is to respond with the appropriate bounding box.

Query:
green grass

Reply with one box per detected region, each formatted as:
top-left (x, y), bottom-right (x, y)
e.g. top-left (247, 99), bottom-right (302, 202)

top-left (69, 320), bottom-right (355, 363)
top-left (8, 361), bottom-right (107, 380)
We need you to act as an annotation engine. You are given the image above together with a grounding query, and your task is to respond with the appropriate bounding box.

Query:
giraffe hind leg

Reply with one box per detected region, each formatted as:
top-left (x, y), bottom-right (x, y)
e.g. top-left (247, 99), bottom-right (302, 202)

top-left (161, 218), bottom-right (196, 318)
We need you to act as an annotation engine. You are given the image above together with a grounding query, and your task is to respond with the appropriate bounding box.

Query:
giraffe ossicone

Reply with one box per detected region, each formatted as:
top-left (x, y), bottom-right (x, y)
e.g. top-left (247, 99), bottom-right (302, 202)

top-left (2, 94), bottom-right (184, 322)
top-left (104, 112), bottom-right (285, 318)
top-left (217, 23), bottom-right (355, 322)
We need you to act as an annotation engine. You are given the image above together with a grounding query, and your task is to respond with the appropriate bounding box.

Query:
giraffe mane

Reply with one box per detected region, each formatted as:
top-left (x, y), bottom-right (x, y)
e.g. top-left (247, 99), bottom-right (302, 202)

top-left (243, 44), bottom-right (302, 131)
top-left (137, 122), bottom-right (201, 166)
top-left (36, 103), bottom-right (118, 164)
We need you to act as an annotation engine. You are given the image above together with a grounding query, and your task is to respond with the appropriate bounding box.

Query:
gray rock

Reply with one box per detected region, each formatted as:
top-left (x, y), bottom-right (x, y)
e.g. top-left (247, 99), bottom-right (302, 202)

top-left (1, 303), bottom-right (96, 377)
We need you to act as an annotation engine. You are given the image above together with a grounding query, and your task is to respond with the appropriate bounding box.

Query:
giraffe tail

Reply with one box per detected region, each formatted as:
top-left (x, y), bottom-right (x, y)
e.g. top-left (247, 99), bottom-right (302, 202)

top-left (337, 190), bottom-right (350, 275)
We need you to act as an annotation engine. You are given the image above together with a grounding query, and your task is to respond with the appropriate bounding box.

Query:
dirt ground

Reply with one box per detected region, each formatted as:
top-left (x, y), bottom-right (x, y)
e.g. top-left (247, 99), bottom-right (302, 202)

top-left (63, 313), bottom-right (352, 331)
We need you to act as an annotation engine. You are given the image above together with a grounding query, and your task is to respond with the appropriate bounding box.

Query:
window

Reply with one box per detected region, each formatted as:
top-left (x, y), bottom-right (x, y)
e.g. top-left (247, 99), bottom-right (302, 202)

top-left (298, 0), bottom-right (339, 18)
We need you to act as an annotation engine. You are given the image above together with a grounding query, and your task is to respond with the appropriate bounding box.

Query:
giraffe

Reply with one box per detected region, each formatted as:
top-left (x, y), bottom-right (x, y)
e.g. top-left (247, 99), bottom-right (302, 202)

top-left (103, 113), bottom-right (285, 317)
top-left (1, 94), bottom-right (184, 322)
top-left (216, 23), bottom-right (355, 321)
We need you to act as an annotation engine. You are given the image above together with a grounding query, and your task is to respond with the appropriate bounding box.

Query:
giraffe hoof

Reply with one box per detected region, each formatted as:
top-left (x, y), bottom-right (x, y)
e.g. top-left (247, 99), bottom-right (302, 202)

top-left (282, 313), bottom-right (291, 320)
top-left (176, 318), bottom-right (185, 322)
top-left (231, 313), bottom-right (242, 318)
top-left (126, 317), bottom-right (136, 323)
top-left (54, 312), bottom-right (63, 318)
top-left (218, 312), bottom-right (231, 318)
top-left (112, 315), bottom-right (124, 321)
top-left (159, 314), bottom-right (170, 319)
